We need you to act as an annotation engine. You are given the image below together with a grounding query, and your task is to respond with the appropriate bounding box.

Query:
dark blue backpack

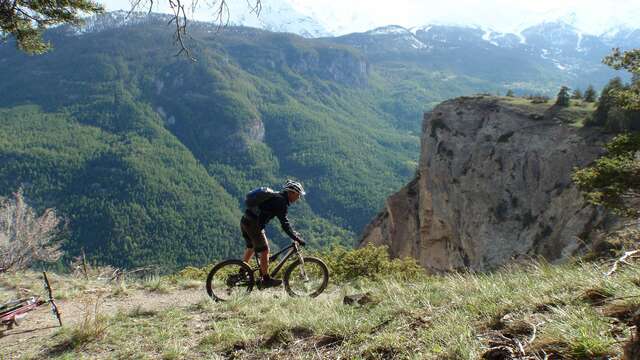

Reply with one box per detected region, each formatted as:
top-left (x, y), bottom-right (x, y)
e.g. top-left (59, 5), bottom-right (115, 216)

top-left (245, 187), bottom-right (278, 211)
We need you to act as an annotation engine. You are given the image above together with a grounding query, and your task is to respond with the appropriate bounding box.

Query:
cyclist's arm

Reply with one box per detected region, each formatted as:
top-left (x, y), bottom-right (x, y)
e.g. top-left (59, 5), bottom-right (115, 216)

top-left (277, 209), bottom-right (302, 243)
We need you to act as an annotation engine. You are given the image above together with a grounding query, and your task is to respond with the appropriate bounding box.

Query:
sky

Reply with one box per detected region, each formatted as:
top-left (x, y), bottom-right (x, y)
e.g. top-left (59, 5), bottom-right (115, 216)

top-left (102, 0), bottom-right (640, 35)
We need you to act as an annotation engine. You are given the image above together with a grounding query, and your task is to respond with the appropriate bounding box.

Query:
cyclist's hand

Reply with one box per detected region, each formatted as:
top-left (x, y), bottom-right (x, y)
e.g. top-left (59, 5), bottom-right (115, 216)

top-left (295, 238), bottom-right (306, 247)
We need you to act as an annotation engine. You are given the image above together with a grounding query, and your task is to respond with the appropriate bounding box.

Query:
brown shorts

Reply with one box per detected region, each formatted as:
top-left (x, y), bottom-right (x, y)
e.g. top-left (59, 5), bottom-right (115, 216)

top-left (241, 215), bottom-right (268, 252)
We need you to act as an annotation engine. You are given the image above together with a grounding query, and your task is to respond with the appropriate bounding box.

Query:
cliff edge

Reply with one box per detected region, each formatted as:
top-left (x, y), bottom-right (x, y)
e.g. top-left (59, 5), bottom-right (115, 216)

top-left (361, 96), bottom-right (615, 272)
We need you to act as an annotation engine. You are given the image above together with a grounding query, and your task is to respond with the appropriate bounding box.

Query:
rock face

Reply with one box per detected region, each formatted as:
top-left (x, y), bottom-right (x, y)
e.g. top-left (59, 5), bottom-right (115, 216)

top-left (361, 96), bottom-right (614, 272)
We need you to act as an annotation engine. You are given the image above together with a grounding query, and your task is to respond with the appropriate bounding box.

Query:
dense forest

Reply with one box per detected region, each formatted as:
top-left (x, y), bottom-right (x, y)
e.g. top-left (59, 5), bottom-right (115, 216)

top-left (0, 20), bottom-right (419, 269)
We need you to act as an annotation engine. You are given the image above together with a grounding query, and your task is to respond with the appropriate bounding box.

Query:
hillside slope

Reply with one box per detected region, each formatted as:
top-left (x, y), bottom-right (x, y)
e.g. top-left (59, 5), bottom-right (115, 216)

top-left (0, 19), bottom-right (420, 268)
top-left (2, 259), bottom-right (638, 359)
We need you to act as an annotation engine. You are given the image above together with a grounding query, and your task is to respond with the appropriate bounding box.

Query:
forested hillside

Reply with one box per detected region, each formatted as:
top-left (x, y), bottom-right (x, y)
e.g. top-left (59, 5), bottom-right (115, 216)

top-left (0, 17), bottom-right (420, 269)
top-left (0, 13), bottom-right (627, 269)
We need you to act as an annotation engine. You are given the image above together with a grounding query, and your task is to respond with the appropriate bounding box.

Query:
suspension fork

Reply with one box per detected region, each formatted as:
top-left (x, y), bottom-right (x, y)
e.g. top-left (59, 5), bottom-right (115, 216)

top-left (293, 243), bottom-right (309, 281)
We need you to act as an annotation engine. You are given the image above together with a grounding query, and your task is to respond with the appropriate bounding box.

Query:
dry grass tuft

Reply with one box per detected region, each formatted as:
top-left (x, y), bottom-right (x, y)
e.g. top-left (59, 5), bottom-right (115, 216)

top-left (602, 300), bottom-right (640, 323)
top-left (581, 287), bottom-right (615, 305)
top-left (49, 293), bottom-right (109, 354)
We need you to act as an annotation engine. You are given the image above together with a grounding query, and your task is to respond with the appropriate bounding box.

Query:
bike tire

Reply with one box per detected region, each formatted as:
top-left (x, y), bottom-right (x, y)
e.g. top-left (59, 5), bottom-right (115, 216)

top-left (283, 257), bottom-right (329, 298)
top-left (206, 260), bottom-right (254, 301)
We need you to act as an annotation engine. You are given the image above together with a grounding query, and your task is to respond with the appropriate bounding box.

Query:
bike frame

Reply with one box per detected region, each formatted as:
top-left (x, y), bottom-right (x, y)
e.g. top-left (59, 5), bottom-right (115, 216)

top-left (0, 272), bottom-right (62, 329)
top-left (251, 242), bottom-right (305, 279)
top-left (0, 297), bottom-right (45, 325)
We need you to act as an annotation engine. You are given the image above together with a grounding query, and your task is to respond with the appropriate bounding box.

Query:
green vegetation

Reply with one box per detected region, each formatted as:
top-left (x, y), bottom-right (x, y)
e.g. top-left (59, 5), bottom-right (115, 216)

top-left (0, 105), bottom-right (242, 269)
top-left (4, 247), bottom-right (640, 359)
top-left (604, 48), bottom-right (640, 111)
top-left (584, 85), bottom-right (598, 102)
top-left (0, 22), bottom-right (429, 269)
top-left (1, 17), bottom-right (626, 271)
top-left (317, 244), bottom-right (426, 282)
top-left (501, 95), bottom-right (596, 127)
top-left (0, 0), bottom-right (103, 53)
top-left (573, 133), bottom-right (640, 216)
top-left (555, 86), bottom-right (571, 107)
top-left (574, 48), bottom-right (640, 216)
top-left (167, 244), bottom-right (425, 284)
top-left (572, 88), bottom-right (583, 100)
top-left (586, 77), bottom-right (640, 131)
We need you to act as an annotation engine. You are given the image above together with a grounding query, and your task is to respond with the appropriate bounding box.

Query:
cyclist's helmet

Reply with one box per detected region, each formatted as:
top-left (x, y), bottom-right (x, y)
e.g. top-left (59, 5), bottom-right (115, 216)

top-left (283, 179), bottom-right (306, 196)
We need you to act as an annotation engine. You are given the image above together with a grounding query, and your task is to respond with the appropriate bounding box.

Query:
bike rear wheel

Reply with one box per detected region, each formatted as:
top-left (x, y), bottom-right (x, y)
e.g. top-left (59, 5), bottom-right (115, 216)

top-left (206, 260), bottom-right (255, 301)
top-left (283, 257), bottom-right (329, 298)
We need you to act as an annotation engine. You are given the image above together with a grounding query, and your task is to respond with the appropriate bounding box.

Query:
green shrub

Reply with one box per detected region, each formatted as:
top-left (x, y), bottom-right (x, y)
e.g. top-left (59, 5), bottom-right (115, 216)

top-left (315, 244), bottom-right (425, 282)
top-left (572, 133), bottom-right (640, 216)
top-left (171, 266), bottom-right (209, 281)
top-left (170, 245), bottom-right (425, 284)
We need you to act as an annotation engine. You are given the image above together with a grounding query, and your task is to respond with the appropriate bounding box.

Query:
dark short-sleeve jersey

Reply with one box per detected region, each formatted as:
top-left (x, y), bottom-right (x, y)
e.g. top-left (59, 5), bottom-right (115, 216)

top-left (245, 192), bottom-right (300, 241)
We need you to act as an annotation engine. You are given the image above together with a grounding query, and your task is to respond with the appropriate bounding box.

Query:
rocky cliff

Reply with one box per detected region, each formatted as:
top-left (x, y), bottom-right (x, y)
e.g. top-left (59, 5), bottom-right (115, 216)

top-left (361, 96), bottom-right (615, 272)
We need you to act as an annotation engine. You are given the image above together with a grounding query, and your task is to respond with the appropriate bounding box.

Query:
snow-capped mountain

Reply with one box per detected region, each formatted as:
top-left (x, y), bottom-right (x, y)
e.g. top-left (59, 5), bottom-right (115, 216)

top-left (215, 0), bottom-right (330, 38)
top-left (65, 11), bottom-right (638, 93)
top-left (69, 10), bottom-right (171, 35)
top-left (81, 1), bottom-right (329, 38)
top-left (330, 19), bottom-right (638, 91)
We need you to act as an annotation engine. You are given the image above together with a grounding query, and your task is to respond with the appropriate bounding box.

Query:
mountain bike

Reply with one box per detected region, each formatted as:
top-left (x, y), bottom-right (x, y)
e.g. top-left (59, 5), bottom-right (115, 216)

top-left (206, 241), bottom-right (329, 301)
top-left (1, 272), bottom-right (62, 335)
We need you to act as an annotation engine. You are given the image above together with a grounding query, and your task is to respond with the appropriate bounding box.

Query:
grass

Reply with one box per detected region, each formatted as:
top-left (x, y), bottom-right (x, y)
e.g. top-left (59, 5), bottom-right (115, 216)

top-left (142, 276), bottom-right (172, 294)
top-left (46, 294), bottom-right (110, 356)
top-left (501, 96), bottom-right (597, 128)
top-left (4, 258), bottom-right (640, 359)
top-left (0, 271), bottom-right (106, 303)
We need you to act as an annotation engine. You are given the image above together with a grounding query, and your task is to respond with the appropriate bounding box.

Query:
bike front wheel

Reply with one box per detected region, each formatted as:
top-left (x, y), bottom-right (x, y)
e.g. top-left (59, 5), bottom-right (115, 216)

top-left (206, 260), bottom-right (255, 301)
top-left (283, 257), bottom-right (329, 298)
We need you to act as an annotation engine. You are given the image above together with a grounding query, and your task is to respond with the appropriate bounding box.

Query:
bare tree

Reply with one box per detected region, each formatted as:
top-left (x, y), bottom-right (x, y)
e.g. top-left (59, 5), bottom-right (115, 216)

top-left (1, 0), bottom-right (262, 58)
top-left (0, 188), bottom-right (63, 272)
top-left (127, 0), bottom-right (263, 59)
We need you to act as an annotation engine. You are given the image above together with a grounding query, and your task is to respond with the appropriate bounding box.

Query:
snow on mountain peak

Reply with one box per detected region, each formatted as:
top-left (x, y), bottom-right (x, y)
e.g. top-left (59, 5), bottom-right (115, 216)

top-left (69, 10), bottom-right (170, 35)
top-left (225, 0), bottom-right (330, 37)
top-left (367, 25), bottom-right (410, 36)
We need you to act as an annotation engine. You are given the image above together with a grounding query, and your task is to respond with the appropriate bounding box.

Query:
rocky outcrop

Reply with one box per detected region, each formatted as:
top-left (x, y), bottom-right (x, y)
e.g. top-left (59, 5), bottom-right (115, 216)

top-left (361, 96), bottom-right (615, 272)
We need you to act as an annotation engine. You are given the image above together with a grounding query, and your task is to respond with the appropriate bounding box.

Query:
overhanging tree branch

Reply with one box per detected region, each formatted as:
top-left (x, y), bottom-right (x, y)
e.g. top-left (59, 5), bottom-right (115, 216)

top-left (1, 0), bottom-right (263, 56)
top-left (125, 0), bottom-right (262, 59)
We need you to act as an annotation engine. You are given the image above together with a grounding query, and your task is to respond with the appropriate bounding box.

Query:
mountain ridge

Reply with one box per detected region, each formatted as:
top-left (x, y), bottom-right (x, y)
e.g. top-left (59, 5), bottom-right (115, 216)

top-left (65, 12), bottom-right (636, 93)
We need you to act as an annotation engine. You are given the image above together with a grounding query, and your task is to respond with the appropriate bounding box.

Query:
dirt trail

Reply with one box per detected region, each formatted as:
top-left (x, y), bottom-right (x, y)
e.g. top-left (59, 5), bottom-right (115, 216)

top-left (1, 286), bottom-right (206, 357)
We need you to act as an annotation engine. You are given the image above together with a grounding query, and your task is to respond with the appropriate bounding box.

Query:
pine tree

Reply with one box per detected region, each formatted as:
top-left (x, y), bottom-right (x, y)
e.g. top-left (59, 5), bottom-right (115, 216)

top-left (556, 86), bottom-right (571, 107)
top-left (0, 0), bottom-right (103, 53)
top-left (572, 89), bottom-right (583, 100)
top-left (574, 49), bottom-right (640, 217)
top-left (506, 89), bottom-right (515, 97)
top-left (604, 48), bottom-right (640, 111)
top-left (584, 85), bottom-right (597, 102)
top-left (590, 78), bottom-right (624, 126)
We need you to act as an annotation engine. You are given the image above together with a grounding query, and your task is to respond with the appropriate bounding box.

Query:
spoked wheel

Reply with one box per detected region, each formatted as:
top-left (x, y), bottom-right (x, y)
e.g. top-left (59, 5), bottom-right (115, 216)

top-left (206, 260), bottom-right (255, 301)
top-left (283, 257), bottom-right (329, 298)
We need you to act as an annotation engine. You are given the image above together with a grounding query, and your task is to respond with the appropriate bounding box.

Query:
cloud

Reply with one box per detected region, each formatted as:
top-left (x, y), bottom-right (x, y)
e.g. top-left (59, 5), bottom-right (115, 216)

top-left (101, 0), bottom-right (640, 34)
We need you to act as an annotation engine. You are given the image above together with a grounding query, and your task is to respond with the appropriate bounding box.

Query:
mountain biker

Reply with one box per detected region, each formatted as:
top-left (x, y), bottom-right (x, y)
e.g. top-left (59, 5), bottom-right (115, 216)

top-left (241, 180), bottom-right (306, 288)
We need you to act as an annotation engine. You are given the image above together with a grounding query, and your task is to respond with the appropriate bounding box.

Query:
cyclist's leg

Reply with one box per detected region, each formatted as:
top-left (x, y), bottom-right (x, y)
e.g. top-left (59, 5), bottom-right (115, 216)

top-left (240, 217), bottom-right (255, 263)
top-left (253, 231), bottom-right (282, 287)
top-left (253, 231), bottom-right (270, 277)
top-left (242, 216), bottom-right (268, 274)
top-left (242, 248), bottom-right (253, 263)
